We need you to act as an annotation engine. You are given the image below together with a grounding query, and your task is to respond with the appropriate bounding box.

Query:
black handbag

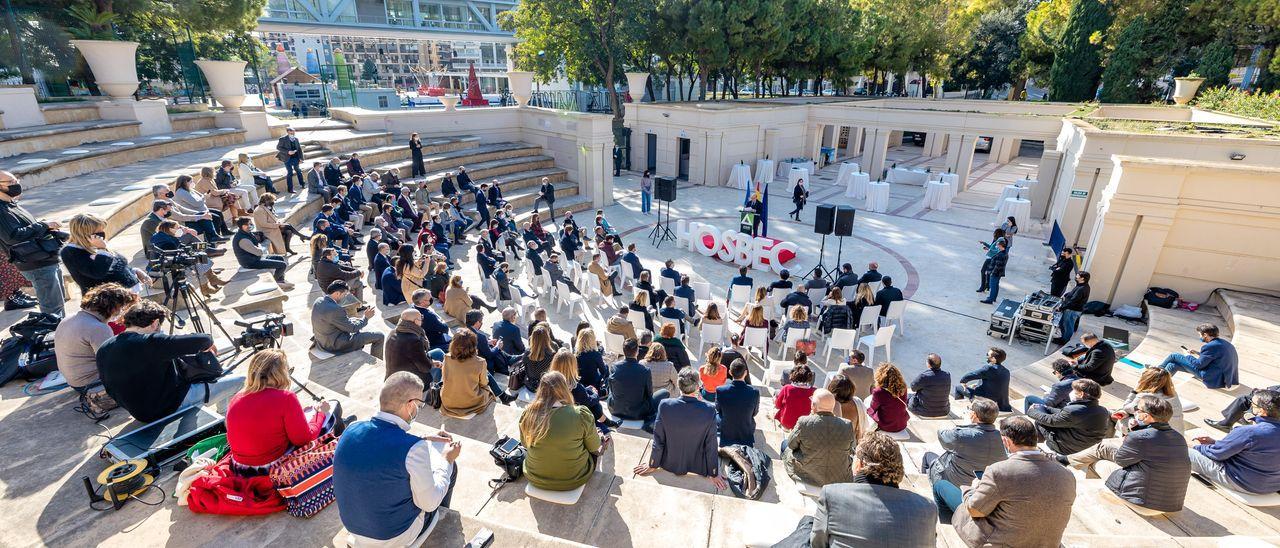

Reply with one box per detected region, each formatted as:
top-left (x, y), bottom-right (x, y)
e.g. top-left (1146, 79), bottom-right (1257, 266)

top-left (506, 358), bottom-right (527, 392)
top-left (424, 380), bottom-right (443, 409)
top-left (488, 435), bottom-right (526, 488)
top-left (7, 230), bottom-right (67, 265)
top-left (177, 352), bottom-right (224, 402)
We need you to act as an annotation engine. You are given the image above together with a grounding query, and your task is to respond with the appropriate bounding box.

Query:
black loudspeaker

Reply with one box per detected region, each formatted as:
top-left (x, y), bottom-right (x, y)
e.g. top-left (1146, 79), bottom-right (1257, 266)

top-left (834, 206), bottom-right (856, 237)
top-left (814, 204), bottom-right (836, 235)
top-left (654, 176), bottom-right (677, 202)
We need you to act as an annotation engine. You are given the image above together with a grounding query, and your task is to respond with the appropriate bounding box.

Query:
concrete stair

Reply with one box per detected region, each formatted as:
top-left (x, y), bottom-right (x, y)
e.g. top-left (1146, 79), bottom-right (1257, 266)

top-left (0, 119), bottom-right (142, 158)
top-left (168, 111), bottom-right (218, 132)
top-left (38, 101), bottom-right (104, 124)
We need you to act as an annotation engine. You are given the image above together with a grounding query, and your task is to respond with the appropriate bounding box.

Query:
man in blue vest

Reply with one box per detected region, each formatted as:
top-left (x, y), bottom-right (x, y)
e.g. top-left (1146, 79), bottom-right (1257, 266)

top-left (334, 372), bottom-right (461, 546)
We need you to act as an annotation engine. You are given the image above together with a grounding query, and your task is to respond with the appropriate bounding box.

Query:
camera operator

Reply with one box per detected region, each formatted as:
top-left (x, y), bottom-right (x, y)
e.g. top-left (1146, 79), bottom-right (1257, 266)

top-left (232, 216), bottom-right (296, 291)
top-left (96, 300), bottom-right (245, 424)
top-left (311, 279), bottom-right (385, 359)
top-left (315, 247), bottom-right (365, 300)
top-left (60, 213), bottom-right (150, 294)
top-left (0, 171), bottom-right (67, 315)
top-left (141, 199), bottom-right (225, 261)
top-left (152, 220), bottom-right (230, 295)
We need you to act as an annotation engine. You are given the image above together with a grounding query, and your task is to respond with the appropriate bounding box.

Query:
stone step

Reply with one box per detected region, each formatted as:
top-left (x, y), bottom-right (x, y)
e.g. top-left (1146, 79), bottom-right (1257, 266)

top-left (38, 101), bottom-right (102, 124)
top-left (370, 142), bottom-right (545, 185)
top-left (428, 168), bottom-right (571, 208)
top-left (1, 127), bottom-right (247, 189)
top-left (0, 119), bottom-right (142, 158)
top-left (405, 155), bottom-right (557, 197)
top-left (168, 111), bottom-right (218, 132)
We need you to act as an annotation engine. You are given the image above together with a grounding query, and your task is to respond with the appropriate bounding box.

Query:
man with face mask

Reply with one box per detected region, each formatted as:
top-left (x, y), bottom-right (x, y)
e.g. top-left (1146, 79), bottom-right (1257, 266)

top-left (231, 216), bottom-right (294, 290)
top-left (0, 171), bottom-right (66, 315)
top-left (1055, 271), bottom-right (1090, 345)
top-left (1158, 323), bottom-right (1239, 390)
top-left (1025, 378), bottom-right (1111, 455)
top-left (1048, 247), bottom-right (1076, 297)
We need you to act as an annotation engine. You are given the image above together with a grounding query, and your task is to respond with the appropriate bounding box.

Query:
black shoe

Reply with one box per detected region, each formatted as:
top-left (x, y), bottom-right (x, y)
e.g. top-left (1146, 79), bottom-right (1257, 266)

top-left (976, 288), bottom-right (986, 293)
top-left (4, 295), bottom-right (36, 311)
top-left (603, 417), bottom-right (623, 428)
top-left (498, 392), bottom-right (517, 405)
top-left (641, 420), bottom-right (655, 434)
top-left (1053, 452), bottom-right (1070, 467)
top-left (1204, 418), bottom-right (1233, 433)
top-left (979, 300), bottom-right (994, 304)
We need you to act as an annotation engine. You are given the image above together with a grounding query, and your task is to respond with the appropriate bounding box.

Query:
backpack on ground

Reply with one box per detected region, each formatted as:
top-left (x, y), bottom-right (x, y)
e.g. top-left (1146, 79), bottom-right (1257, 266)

top-left (1144, 287), bottom-right (1179, 309)
top-left (1082, 301), bottom-right (1110, 316)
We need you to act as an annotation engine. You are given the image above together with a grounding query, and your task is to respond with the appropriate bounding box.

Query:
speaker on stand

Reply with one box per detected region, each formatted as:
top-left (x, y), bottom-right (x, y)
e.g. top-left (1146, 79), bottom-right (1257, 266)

top-left (805, 204), bottom-right (837, 283)
top-left (832, 206), bottom-right (856, 273)
top-left (648, 176), bottom-right (678, 247)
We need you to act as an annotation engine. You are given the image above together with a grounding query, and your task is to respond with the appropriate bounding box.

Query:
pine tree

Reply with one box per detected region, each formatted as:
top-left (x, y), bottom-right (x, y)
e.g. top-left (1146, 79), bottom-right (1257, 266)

top-left (1196, 39), bottom-right (1235, 89)
top-left (1098, 17), bottom-right (1146, 103)
top-left (1048, 0), bottom-right (1112, 102)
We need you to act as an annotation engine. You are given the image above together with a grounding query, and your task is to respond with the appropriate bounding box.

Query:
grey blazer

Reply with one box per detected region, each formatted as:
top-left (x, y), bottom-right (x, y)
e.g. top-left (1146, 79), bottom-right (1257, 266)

top-left (812, 482), bottom-right (937, 548)
top-left (927, 423), bottom-right (1007, 486)
top-left (310, 295), bottom-right (370, 352)
top-left (783, 411), bottom-right (855, 487)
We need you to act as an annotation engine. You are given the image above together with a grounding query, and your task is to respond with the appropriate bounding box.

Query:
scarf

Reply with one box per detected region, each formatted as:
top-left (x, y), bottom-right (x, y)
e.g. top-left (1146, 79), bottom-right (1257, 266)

top-left (395, 318), bottom-right (426, 338)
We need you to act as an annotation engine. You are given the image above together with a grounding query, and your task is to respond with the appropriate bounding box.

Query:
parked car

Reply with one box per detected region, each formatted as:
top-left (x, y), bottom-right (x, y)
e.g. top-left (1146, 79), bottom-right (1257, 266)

top-left (904, 131), bottom-right (926, 146)
top-left (975, 136), bottom-right (992, 153)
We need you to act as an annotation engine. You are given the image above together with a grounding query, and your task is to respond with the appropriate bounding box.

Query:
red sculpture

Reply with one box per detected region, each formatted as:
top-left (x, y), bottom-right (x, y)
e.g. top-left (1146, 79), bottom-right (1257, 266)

top-left (461, 62), bottom-right (487, 106)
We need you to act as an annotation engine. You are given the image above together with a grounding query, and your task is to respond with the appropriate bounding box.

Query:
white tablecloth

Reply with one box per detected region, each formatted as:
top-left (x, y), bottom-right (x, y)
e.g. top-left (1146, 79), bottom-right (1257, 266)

top-left (836, 162), bottom-right (860, 186)
top-left (865, 181), bottom-right (890, 213)
top-left (778, 159), bottom-right (815, 179)
top-left (923, 181), bottom-right (952, 211)
top-left (727, 163), bottom-right (751, 190)
top-left (993, 185), bottom-right (1029, 210)
top-left (996, 198), bottom-right (1031, 228)
top-left (939, 173), bottom-right (960, 197)
top-left (787, 167), bottom-right (810, 188)
top-left (755, 159), bottom-right (775, 183)
top-left (845, 172), bottom-right (870, 199)
top-left (886, 167), bottom-right (930, 186)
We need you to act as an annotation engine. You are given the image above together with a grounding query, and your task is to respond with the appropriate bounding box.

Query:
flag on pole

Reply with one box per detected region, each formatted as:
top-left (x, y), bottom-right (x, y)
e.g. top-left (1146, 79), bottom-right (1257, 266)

top-left (1048, 220), bottom-right (1066, 256)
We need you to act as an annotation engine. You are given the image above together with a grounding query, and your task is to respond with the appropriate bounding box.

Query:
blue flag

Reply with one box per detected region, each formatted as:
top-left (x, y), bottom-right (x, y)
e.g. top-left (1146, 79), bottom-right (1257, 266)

top-left (1048, 220), bottom-right (1066, 256)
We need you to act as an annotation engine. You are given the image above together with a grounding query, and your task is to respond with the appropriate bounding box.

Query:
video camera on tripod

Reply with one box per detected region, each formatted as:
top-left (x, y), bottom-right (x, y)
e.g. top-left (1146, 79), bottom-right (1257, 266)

top-left (149, 242), bottom-right (210, 273)
top-left (232, 313), bottom-right (294, 350)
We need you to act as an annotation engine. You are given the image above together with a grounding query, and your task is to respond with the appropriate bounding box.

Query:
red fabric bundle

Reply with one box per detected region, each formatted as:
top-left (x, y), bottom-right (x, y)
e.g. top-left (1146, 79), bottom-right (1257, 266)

top-left (187, 458), bottom-right (286, 516)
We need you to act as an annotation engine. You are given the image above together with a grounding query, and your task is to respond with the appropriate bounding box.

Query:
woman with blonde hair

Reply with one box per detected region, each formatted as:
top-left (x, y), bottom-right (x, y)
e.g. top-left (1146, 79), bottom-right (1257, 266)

top-left (731, 304), bottom-right (769, 346)
top-left (574, 328), bottom-right (609, 395)
top-left (1117, 368), bottom-right (1184, 433)
top-left (519, 370), bottom-right (602, 491)
top-left (740, 286), bottom-right (769, 319)
top-left (642, 342), bottom-right (679, 395)
top-left (225, 349), bottom-right (331, 475)
top-left (628, 290), bottom-right (654, 331)
top-left (699, 347), bottom-right (727, 401)
top-left (441, 328), bottom-right (504, 417)
top-left (868, 363), bottom-right (910, 434)
top-left (59, 213), bottom-right (148, 294)
top-left (551, 349), bottom-right (620, 431)
top-left (252, 193), bottom-right (307, 255)
top-left (849, 282), bottom-right (876, 323)
top-left (236, 152), bottom-right (277, 195)
top-left (520, 324), bottom-right (557, 392)
top-left (194, 164), bottom-right (244, 219)
top-left (443, 274), bottom-right (496, 320)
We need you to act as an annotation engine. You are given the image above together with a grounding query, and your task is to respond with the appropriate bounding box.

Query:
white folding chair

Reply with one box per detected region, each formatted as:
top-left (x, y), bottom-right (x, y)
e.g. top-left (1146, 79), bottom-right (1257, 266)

top-left (556, 281), bottom-right (586, 315)
top-left (659, 276), bottom-right (676, 296)
top-left (880, 300), bottom-right (906, 336)
top-left (628, 309), bottom-right (648, 331)
top-left (741, 326), bottom-right (769, 363)
top-left (619, 263), bottom-right (635, 287)
top-left (675, 296), bottom-right (693, 317)
top-left (856, 305), bottom-right (881, 339)
top-left (692, 281), bottom-right (711, 302)
top-left (603, 330), bottom-right (626, 357)
top-left (698, 322), bottom-right (724, 354)
top-left (728, 286), bottom-right (751, 317)
top-left (766, 292), bottom-right (783, 319)
top-left (481, 277), bottom-right (499, 300)
top-left (807, 287), bottom-right (827, 306)
top-left (856, 324), bottom-right (894, 364)
top-left (824, 328), bottom-right (857, 365)
top-left (778, 326), bottom-right (812, 360)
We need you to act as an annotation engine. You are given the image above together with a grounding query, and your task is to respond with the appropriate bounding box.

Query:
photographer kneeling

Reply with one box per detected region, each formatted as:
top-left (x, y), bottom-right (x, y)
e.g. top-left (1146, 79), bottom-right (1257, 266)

top-left (232, 216), bottom-right (295, 291)
top-left (151, 219), bottom-right (230, 296)
top-left (311, 279), bottom-right (385, 359)
top-left (96, 300), bottom-right (245, 424)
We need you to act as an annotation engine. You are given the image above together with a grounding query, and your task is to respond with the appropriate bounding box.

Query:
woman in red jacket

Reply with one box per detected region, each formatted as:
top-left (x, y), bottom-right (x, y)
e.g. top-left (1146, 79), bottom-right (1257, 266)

top-left (226, 350), bottom-right (329, 475)
top-left (867, 363), bottom-right (910, 434)
top-left (774, 364), bottom-right (816, 430)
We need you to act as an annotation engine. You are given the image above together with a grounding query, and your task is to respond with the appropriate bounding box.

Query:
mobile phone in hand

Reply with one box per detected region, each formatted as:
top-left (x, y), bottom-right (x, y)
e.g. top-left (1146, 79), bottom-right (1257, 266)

top-left (1180, 345), bottom-right (1190, 352)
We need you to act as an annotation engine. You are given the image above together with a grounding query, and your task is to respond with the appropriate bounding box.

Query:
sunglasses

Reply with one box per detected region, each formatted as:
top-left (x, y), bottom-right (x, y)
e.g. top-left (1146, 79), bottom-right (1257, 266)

top-left (92, 231), bottom-right (107, 239)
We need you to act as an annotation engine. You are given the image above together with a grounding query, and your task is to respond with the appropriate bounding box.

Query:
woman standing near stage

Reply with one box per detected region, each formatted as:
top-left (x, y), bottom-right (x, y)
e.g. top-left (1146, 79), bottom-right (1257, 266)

top-left (1000, 216), bottom-right (1019, 250)
top-left (640, 170), bottom-right (653, 215)
top-left (409, 133), bottom-right (426, 178)
top-left (789, 178), bottom-right (809, 220)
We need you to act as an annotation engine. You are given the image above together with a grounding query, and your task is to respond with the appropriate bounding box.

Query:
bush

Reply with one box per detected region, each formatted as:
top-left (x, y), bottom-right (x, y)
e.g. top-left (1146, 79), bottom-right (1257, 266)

top-left (1193, 87), bottom-right (1280, 122)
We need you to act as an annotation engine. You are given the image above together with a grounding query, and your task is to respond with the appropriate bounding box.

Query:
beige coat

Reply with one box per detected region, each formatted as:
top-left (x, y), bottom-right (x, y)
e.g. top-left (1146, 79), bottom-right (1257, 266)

top-left (441, 354), bottom-right (494, 417)
top-left (443, 286), bottom-right (472, 320)
top-left (252, 206), bottom-right (285, 254)
top-left (400, 262), bottom-right (426, 305)
top-left (588, 261), bottom-right (614, 295)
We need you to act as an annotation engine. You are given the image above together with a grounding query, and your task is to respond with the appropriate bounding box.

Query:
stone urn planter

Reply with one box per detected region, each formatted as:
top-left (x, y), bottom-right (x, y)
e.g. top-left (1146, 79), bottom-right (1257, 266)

top-left (625, 72), bottom-right (649, 103)
top-left (440, 96), bottom-right (460, 111)
top-left (506, 71), bottom-right (534, 107)
top-left (70, 39), bottom-right (140, 101)
top-left (195, 60), bottom-right (248, 112)
top-left (1172, 77), bottom-right (1205, 106)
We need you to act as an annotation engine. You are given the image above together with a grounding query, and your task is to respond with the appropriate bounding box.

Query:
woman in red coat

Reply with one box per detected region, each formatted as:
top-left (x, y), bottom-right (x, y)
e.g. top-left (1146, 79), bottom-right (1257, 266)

top-left (774, 364), bottom-right (817, 430)
top-left (226, 350), bottom-right (329, 475)
top-left (867, 363), bottom-right (910, 433)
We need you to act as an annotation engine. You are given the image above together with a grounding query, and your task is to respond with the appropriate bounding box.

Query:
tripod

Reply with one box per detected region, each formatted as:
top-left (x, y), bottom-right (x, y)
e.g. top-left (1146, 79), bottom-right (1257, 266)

top-left (804, 233), bottom-right (836, 283)
top-left (159, 267), bottom-right (232, 343)
top-left (647, 199), bottom-right (676, 248)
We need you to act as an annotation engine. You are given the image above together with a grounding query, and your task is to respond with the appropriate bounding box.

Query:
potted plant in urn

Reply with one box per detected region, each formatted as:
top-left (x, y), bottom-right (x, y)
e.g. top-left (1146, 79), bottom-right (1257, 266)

top-left (440, 95), bottom-right (461, 111)
top-left (625, 72), bottom-right (649, 103)
top-left (506, 70), bottom-right (534, 107)
top-left (195, 57), bottom-right (250, 112)
top-left (1172, 72), bottom-right (1206, 106)
top-left (67, 4), bottom-right (140, 101)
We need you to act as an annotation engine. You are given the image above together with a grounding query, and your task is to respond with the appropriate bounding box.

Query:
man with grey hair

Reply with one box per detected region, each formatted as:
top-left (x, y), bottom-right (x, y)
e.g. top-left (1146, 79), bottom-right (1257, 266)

top-left (491, 306), bottom-right (525, 355)
top-left (149, 183), bottom-right (223, 243)
top-left (923, 397), bottom-right (1006, 498)
top-left (783, 388), bottom-right (856, 487)
top-left (334, 372), bottom-right (461, 545)
top-left (636, 329), bottom-right (654, 360)
top-left (635, 368), bottom-right (726, 489)
top-left (1065, 394), bottom-right (1190, 513)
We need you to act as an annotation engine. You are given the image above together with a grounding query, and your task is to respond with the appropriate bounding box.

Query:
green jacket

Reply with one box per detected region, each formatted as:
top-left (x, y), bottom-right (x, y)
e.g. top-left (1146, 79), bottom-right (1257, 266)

top-left (521, 405), bottom-right (600, 491)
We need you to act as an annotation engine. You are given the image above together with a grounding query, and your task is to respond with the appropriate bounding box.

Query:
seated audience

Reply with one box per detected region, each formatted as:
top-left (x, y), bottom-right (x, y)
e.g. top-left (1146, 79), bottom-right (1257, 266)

top-left (731, 304), bottom-right (770, 346)
top-left (1070, 333), bottom-right (1116, 386)
top-left (60, 213), bottom-right (147, 294)
top-left (827, 375), bottom-right (869, 440)
top-left (1115, 368), bottom-right (1183, 434)
top-left (643, 342), bottom-right (679, 396)
top-left (1023, 358), bottom-right (1078, 412)
top-left (608, 338), bottom-right (669, 431)
top-left (410, 289), bottom-right (451, 352)
top-left (226, 350), bottom-right (330, 475)
top-left (232, 216), bottom-right (295, 290)
top-left (809, 432), bottom-right (937, 547)
top-left (839, 349), bottom-right (874, 400)
top-left (54, 283), bottom-right (138, 417)
top-left (491, 307), bottom-right (526, 355)
top-left (443, 328), bottom-right (512, 417)
top-left (1065, 395), bottom-right (1190, 513)
top-left (606, 305), bottom-right (638, 341)
top-left (775, 364), bottom-right (817, 430)
top-left (768, 269), bottom-right (794, 293)
top-left (467, 310), bottom-right (516, 376)
top-left (818, 286), bottom-right (851, 334)
top-left (444, 275), bottom-right (496, 319)
top-left (847, 283), bottom-right (876, 325)
top-left (728, 266), bottom-right (753, 303)
top-left (783, 389), bottom-right (856, 487)
top-left (907, 353), bottom-right (951, 418)
top-left (551, 349), bottom-right (620, 431)
top-left (1187, 389), bottom-right (1280, 494)
top-left (385, 309), bottom-right (445, 386)
top-left (698, 347), bottom-right (727, 401)
top-left (953, 347), bottom-right (1012, 412)
top-left (653, 322), bottom-right (691, 371)
top-left (316, 247), bottom-right (365, 300)
top-left (857, 262), bottom-right (882, 285)
top-left (520, 325), bottom-right (557, 393)
top-left (520, 370), bottom-right (604, 491)
top-left (657, 296), bottom-right (693, 336)
top-left (1204, 384), bottom-right (1280, 432)
top-left (311, 280), bottom-right (384, 359)
top-left (935, 416), bottom-right (1075, 546)
top-left (873, 275), bottom-right (903, 316)
top-left (922, 398), bottom-right (1006, 499)
top-left (1158, 323), bottom-right (1239, 389)
top-left (574, 329), bottom-right (609, 396)
top-left (253, 193), bottom-right (307, 255)
top-left (868, 363), bottom-right (910, 434)
top-left (334, 373), bottom-right (461, 546)
top-left (1026, 378), bottom-right (1111, 455)
top-left (715, 359), bottom-right (760, 448)
top-left (634, 369), bottom-right (727, 489)
top-left (97, 300), bottom-right (244, 424)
